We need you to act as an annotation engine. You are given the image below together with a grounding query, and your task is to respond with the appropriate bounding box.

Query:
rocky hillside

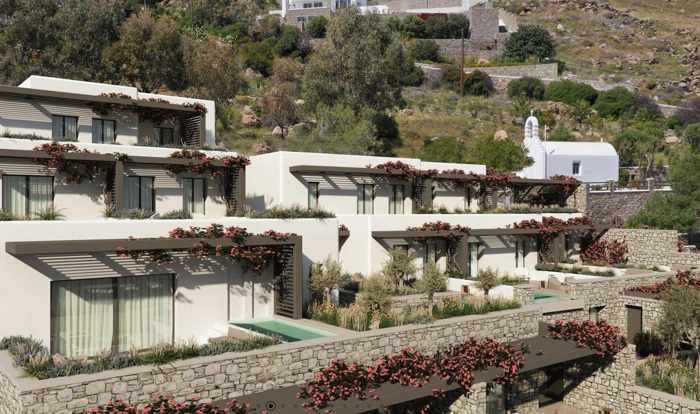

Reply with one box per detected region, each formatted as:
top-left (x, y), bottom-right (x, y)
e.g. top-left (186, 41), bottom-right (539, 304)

top-left (496, 0), bottom-right (700, 103)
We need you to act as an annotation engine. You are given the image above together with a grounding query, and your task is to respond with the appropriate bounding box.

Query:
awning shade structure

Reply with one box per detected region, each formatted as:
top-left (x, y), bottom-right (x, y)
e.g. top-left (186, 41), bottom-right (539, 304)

top-left (215, 329), bottom-right (599, 413)
top-left (371, 225), bottom-right (604, 240)
top-left (5, 235), bottom-right (304, 319)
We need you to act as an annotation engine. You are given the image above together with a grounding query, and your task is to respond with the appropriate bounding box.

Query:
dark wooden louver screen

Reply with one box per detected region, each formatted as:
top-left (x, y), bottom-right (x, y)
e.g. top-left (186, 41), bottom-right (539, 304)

top-left (224, 166), bottom-right (244, 216)
top-left (104, 164), bottom-right (116, 208)
top-left (181, 115), bottom-right (203, 147)
top-left (274, 244), bottom-right (300, 319)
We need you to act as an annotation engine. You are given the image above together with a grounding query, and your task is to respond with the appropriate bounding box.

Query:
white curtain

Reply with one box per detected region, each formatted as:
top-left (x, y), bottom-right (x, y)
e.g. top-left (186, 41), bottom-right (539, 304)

top-left (183, 178), bottom-right (205, 215)
top-left (51, 279), bottom-right (114, 357)
top-left (117, 275), bottom-right (172, 352)
top-left (29, 177), bottom-right (52, 216)
top-left (2, 176), bottom-right (27, 217)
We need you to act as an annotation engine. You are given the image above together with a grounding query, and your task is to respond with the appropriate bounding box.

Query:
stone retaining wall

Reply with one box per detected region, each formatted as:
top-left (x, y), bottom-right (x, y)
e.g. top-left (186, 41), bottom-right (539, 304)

top-left (0, 366), bottom-right (22, 414)
top-left (601, 228), bottom-right (700, 269)
top-left (605, 294), bottom-right (665, 337)
top-left (390, 291), bottom-right (461, 311)
top-left (563, 345), bottom-right (700, 414)
top-left (462, 63), bottom-right (559, 79)
top-left (565, 272), bottom-right (671, 309)
top-left (588, 189), bottom-right (662, 224)
top-left (0, 308), bottom-right (540, 413)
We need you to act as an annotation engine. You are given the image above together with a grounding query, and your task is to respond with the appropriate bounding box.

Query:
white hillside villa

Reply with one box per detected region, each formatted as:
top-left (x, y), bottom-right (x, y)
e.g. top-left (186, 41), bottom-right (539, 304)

top-left (518, 114), bottom-right (619, 183)
top-left (0, 76), bottom-right (588, 363)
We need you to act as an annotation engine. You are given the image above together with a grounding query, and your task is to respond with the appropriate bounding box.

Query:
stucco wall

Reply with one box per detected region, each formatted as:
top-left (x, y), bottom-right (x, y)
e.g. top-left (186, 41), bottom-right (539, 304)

top-left (0, 306), bottom-right (540, 413)
top-left (0, 218), bottom-right (339, 346)
top-left (245, 151), bottom-right (486, 214)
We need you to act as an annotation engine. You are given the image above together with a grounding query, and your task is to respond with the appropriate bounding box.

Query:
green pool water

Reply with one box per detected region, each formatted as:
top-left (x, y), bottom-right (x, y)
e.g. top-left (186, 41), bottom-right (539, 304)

top-left (232, 319), bottom-right (333, 342)
top-left (533, 291), bottom-right (558, 300)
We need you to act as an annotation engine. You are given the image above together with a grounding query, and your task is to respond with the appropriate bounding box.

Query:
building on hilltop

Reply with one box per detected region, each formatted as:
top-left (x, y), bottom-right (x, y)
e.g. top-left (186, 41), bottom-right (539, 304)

top-left (518, 114), bottom-right (620, 183)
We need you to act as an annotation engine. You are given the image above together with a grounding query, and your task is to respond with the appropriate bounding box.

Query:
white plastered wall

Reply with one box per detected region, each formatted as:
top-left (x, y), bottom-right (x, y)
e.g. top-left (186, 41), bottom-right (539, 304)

top-left (245, 151), bottom-right (486, 214)
top-left (0, 218), bottom-right (338, 347)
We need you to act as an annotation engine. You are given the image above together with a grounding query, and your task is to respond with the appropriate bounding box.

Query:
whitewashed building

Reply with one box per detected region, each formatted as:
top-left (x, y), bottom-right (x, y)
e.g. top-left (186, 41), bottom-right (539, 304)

top-left (518, 115), bottom-right (619, 183)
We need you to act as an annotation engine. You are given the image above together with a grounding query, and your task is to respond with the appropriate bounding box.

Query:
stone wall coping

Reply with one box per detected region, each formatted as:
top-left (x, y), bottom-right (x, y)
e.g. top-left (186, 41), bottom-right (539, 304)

top-left (539, 299), bottom-right (585, 314)
top-left (632, 385), bottom-right (700, 408)
top-left (1, 305), bottom-right (542, 393)
top-left (565, 271), bottom-right (674, 286)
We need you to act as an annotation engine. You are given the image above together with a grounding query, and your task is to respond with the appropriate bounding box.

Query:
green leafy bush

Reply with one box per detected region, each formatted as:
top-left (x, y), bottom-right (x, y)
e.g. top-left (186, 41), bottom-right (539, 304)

top-left (416, 261), bottom-right (447, 302)
top-left (155, 210), bottom-right (193, 220)
top-left (636, 356), bottom-right (699, 400)
top-left (357, 274), bottom-right (392, 315)
top-left (407, 39), bottom-right (441, 62)
top-left (0, 335), bottom-right (279, 379)
top-left (247, 205), bottom-right (335, 219)
top-left (544, 80), bottom-right (598, 106)
top-left (593, 87), bottom-right (635, 119)
top-left (310, 257), bottom-right (351, 301)
top-left (475, 267), bottom-right (500, 295)
top-left (432, 296), bottom-right (521, 320)
top-left (535, 263), bottom-right (615, 277)
top-left (503, 25), bottom-right (556, 62)
top-left (104, 208), bottom-right (154, 219)
top-left (381, 247), bottom-right (418, 288)
top-left (633, 331), bottom-right (664, 358)
top-left (507, 77), bottom-right (545, 100)
top-left (306, 16), bottom-right (328, 38)
top-left (684, 123), bottom-right (700, 150)
top-left (462, 70), bottom-right (495, 96)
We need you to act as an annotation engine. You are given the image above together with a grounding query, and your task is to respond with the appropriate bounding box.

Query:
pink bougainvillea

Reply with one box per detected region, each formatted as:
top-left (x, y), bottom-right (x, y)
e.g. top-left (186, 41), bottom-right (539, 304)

top-left (626, 271), bottom-right (700, 297)
top-left (548, 320), bottom-right (626, 358)
top-left (580, 239), bottom-right (629, 266)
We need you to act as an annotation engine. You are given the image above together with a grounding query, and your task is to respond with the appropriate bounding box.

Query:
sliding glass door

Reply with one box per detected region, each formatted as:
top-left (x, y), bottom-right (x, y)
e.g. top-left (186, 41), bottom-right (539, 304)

top-left (51, 275), bottom-right (173, 357)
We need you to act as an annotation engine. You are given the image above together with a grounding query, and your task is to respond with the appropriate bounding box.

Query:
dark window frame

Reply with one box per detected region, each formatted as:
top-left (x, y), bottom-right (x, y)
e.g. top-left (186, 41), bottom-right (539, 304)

top-left (52, 115), bottom-right (79, 141)
top-left (572, 161), bottom-right (581, 176)
top-left (157, 127), bottom-right (176, 147)
top-left (92, 118), bottom-right (116, 144)
top-left (182, 177), bottom-right (207, 214)
top-left (125, 176), bottom-right (155, 212)
top-left (49, 274), bottom-right (175, 355)
top-left (1, 174), bottom-right (55, 216)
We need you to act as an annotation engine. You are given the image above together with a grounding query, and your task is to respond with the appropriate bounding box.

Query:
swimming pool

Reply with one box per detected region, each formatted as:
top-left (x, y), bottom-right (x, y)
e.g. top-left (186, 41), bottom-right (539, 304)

top-left (231, 319), bottom-right (334, 342)
top-left (533, 291), bottom-right (559, 300)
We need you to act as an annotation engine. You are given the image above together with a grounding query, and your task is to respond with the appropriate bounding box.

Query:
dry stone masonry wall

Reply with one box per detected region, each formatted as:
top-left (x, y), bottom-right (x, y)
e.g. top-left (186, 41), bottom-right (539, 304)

top-left (601, 228), bottom-right (700, 269)
top-left (0, 308), bottom-right (540, 413)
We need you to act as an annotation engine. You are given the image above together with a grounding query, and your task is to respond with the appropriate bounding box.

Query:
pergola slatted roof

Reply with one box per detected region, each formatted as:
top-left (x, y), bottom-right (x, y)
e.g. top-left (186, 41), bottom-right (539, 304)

top-left (0, 148), bottom-right (230, 167)
top-left (5, 235), bottom-right (301, 256)
top-left (289, 165), bottom-right (564, 186)
top-left (371, 225), bottom-right (603, 240)
top-left (0, 85), bottom-right (199, 114)
top-left (217, 332), bottom-right (598, 413)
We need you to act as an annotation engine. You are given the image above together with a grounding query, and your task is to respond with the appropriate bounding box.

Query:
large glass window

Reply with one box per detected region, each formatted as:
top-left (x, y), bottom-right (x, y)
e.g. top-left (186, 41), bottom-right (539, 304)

top-left (468, 242), bottom-right (480, 278)
top-left (51, 275), bottom-right (173, 357)
top-left (2, 175), bottom-right (53, 218)
top-left (156, 127), bottom-right (175, 146)
top-left (183, 178), bottom-right (206, 215)
top-left (357, 184), bottom-right (374, 214)
top-left (92, 119), bottom-right (116, 144)
top-left (389, 184), bottom-right (404, 214)
top-left (124, 176), bottom-right (154, 212)
top-left (51, 115), bottom-right (78, 141)
top-left (307, 182), bottom-right (319, 210)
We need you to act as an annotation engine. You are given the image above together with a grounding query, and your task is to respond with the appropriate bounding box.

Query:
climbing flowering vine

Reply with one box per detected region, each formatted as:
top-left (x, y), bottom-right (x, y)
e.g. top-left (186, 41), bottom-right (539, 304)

top-left (513, 216), bottom-right (592, 254)
top-left (33, 143), bottom-right (104, 184)
top-left (297, 339), bottom-right (525, 413)
top-left (166, 150), bottom-right (249, 178)
top-left (548, 320), bottom-right (626, 359)
top-left (117, 224), bottom-right (294, 273)
top-left (580, 239), bottom-right (628, 266)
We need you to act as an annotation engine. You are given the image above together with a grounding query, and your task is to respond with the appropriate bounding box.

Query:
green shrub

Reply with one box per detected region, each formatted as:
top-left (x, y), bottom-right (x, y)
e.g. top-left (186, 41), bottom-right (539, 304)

top-left (633, 331), bottom-right (664, 358)
top-left (33, 208), bottom-right (64, 221)
top-left (407, 39), bottom-right (441, 62)
top-left (382, 247), bottom-right (418, 288)
top-left (544, 80), bottom-right (598, 106)
top-left (503, 25), bottom-right (556, 63)
top-left (534, 263), bottom-right (615, 277)
top-left (0, 210), bottom-right (18, 221)
top-left (309, 257), bottom-right (351, 301)
top-left (684, 123), bottom-right (700, 150)
top-left (247, 205), bottom-right (335, 219)
top-left (432, 296), bottom-right (520, 320)
top-left (636, 356), bottom-right (699, 400)
top-left (424, 14), bottom-right (469, 38)
top-left (306, 16), bottom-right (328, 38)
top-left (103, 208), bottom-right (154, 219)
top-left (475, 267), bottom-right (500, 295)
top-left (462, 70), bottom-right (494, 96)
top-left (154, 209), bottom-right (192, 220)
top-left (0, 335), bottom-right (279, 379)
top-left (549, 124), bottom-right (574, 141)
top-left (593, 87), bottom-right (635, 119)
top-left (416, 261), bottom-right (447, 302)
top-left (357, 274), bottom-right (392, 316)
top-left (507, 77), bottom-right (545, 100)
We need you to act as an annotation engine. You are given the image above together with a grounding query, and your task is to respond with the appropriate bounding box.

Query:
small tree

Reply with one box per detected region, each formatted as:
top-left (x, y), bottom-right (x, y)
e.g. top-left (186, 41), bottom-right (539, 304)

top-left (382, 247), bottom-right (418, 289)
top-left (658, 286), bottom-right (700, 377)
top-left (503, 25), bottom-right (556, 63)
top-left (357, 274), bottom-right (392, 315)
top-left (684, 123), bottom-right (700, 151)
top-left (417, 261), bottom-right (447, 303)
top-left (544, 80), bottom-right (598, 106)
top-left (550, 124), bottom-right (574, 141)
top-left (476, 267), bottom-right (499, 297)
top-left (306, 16), bottom-right (328, 38)
top-left (310, 257), bottom-right (351, 302)
top-left (593, 87), bottom-right (635, 119)
top-left (261, 83), bottom-right (299, 139)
